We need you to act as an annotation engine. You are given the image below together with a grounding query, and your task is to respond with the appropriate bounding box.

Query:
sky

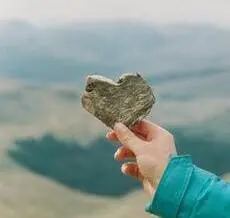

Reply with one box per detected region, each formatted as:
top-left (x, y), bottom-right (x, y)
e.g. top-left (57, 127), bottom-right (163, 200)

top-left (0, 0), bottom-right (230, 27)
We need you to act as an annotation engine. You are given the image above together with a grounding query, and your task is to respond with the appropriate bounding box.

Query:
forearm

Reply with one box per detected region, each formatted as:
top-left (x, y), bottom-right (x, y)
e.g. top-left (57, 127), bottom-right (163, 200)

top-left (145, 155), bottom-right (230, 218)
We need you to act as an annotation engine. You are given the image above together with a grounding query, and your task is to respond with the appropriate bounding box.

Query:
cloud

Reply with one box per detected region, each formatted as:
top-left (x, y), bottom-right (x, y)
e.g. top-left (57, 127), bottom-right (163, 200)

top-left (0, 0), bottom-right (230, 27)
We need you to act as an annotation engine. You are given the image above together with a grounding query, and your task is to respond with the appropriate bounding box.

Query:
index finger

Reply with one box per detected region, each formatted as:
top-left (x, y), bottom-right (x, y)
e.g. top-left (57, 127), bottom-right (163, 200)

top-left (106, 130), bottom-right (147, 142)
top-left (113, 123), bottom-right (144, 154)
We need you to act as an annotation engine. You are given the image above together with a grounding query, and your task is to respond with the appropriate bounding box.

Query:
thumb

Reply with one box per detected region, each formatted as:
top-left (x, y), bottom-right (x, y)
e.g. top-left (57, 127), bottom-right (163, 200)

top-left (114, 123), bottom-right (142, 154)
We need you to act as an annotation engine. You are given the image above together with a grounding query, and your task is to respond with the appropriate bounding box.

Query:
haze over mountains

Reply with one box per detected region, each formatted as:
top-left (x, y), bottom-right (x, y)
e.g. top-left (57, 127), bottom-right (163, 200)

top-left (1, 21), bottom-right (230, 83)
top-left (0, 21), bottom-right (229, 218)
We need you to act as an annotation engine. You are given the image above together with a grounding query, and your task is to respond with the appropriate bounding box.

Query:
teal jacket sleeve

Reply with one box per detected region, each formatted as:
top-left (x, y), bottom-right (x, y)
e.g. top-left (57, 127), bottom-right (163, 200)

top-left (145, 155), bottom-right (230, 218)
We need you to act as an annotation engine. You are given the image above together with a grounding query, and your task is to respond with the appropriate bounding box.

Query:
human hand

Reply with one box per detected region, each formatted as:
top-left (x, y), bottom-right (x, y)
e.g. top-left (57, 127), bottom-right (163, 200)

top-left (106, 120), bottom-right (177, 198)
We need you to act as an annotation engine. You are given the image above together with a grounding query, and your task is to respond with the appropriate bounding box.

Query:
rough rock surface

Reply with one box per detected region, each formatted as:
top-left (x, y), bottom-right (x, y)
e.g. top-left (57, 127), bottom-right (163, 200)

top-left (81, 73), bottom-right (155, 129)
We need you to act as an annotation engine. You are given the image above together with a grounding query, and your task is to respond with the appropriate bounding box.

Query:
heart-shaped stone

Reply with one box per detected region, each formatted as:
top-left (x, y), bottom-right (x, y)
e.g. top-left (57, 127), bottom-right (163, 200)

top-left (81, 73), bottom-right (155, 129)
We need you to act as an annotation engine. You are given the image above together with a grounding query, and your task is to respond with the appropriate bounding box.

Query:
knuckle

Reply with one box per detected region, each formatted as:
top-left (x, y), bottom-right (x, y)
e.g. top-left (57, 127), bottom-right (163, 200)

top-left (120, 129), bottom-right (132, 142)
top-left (121, 127), bottom-right (130, 136)
top-left (122, 134), bottom-right (132, 144)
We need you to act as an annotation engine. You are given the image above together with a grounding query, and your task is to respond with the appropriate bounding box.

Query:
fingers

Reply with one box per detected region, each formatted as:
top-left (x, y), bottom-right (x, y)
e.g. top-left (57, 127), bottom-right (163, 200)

top-left (106, 130), bottom-right (146, 142)
top-left (107, 120), bottom-right (161, 143)
top-left (121, 162), bottom-right (144, 181)
top-left (121, 162), bottom-right (155, 198)
top-left (114, 146), bottom-right (135, 160)
top-left (106, 131), bottom-right (117, 141)
top-left (114, 123), bottom-right (143, 154)
top-left (132, 120), bottom-right (160, 141)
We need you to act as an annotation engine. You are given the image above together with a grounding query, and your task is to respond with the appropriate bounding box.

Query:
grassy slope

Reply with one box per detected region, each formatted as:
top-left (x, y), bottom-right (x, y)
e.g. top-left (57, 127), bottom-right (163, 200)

top-left (0, 77), bottom-right (229, 217)
top-left (0, 168), bottom-right (153, 218)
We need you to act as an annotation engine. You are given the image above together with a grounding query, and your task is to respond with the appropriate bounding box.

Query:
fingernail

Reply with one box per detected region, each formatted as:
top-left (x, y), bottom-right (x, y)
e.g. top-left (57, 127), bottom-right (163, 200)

top-left (114, 151), bottom-right (118, 159)
top-left (114, 151), bottom-right (121, 160)
top-left (121, 165), bottom-right (127, 174)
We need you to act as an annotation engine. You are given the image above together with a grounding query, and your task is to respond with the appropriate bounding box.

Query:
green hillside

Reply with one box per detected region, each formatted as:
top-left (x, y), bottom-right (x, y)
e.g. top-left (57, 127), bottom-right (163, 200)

top-left (1, 21), bottom-right (230, 83)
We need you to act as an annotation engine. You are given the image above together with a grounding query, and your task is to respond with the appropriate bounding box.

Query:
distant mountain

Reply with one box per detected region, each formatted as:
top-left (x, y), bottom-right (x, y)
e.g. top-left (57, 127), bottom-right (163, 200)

top-left (1, 21), bottom-right (230, 83)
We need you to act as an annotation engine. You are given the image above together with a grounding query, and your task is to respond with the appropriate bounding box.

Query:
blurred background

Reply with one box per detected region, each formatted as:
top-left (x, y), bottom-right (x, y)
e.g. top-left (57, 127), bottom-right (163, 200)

top-left (0, 0), bottom-right (230, 217)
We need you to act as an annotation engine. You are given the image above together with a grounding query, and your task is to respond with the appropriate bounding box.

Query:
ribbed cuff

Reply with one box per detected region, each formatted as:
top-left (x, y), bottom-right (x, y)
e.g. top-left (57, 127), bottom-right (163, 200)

top-left (145, 155), bottom-right (194, 217)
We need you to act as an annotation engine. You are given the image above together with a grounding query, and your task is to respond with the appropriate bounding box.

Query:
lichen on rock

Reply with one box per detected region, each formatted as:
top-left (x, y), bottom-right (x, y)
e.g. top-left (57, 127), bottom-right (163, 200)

top-left (81, 73), bottom-right (155, 129)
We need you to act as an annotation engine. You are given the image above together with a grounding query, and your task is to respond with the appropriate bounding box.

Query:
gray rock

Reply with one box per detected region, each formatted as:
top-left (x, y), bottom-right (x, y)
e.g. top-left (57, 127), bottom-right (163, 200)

top-left (81, 73), bottom-right (155, 129)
